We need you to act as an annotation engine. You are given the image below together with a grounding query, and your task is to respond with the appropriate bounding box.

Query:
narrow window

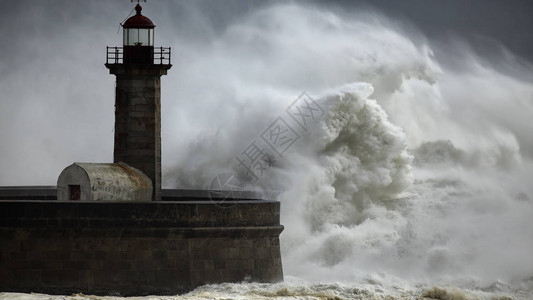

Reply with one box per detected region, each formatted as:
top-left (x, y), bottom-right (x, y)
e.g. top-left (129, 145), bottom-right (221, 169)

top-left (117, 133), bottom-right (128, 153)
top-left (116, 89), bottom-right (129, 107)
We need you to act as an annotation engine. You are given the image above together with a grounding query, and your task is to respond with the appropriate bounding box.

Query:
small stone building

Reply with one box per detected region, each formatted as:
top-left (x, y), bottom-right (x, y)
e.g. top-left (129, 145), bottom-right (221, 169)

top-left (57, 162), bottom-right (152, 201)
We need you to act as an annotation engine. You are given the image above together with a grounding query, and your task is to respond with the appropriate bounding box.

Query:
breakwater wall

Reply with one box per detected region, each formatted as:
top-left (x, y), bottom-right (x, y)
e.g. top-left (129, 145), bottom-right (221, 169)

top-left (0, 189), bottom-right (283, 296)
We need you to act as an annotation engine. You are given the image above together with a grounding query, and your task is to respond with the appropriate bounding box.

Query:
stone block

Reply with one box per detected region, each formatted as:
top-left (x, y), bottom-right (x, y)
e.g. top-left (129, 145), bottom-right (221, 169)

top-left (213, 260), bottom-right (226, 270)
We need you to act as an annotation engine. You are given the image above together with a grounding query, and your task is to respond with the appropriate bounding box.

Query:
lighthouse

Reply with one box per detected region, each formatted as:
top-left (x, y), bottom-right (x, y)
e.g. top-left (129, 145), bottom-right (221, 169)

top-left (1, 4), bottom-right (283, 296)
top-left (105, 4), bottom-right (171, 201)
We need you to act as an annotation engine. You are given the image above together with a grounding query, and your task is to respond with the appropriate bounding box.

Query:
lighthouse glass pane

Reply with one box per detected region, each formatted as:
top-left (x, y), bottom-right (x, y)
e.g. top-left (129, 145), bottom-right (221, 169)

top-left (129, 29), bottom-right (139, 45)
top-left (124, 28), bottom-right (133, 45)
top-left (138, 28), bottom-right (150, 46)
top-left (123, 28), bottom-right (154, 46)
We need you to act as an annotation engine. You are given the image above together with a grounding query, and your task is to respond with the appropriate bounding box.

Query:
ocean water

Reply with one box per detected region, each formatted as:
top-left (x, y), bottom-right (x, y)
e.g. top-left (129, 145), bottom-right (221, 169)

top-left (3, 3), bottom-right (533, 299)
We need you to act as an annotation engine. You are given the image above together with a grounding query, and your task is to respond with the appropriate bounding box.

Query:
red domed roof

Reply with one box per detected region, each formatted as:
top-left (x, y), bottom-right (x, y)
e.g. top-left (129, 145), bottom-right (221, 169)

top-left (122, 4), bottom-right (155, 28)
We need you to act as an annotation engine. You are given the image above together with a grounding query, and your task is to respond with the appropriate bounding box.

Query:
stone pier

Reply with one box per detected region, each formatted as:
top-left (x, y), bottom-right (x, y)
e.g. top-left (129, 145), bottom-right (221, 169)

top-left (0, 196), bottom-right (283, 296)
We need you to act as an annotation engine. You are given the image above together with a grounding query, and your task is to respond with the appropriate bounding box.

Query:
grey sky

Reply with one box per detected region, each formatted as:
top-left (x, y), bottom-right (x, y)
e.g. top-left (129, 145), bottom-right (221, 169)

top-left (323, 0), bottom-right (533, 62)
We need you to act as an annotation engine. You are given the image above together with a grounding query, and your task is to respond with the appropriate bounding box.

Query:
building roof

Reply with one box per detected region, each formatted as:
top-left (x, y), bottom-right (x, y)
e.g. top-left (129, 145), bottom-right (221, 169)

top-left (71, 162), bottom-right (152, 189)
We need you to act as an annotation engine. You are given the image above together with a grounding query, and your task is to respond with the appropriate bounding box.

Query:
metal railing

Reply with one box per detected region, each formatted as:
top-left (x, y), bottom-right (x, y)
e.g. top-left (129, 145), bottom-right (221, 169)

top-left (106, 46), bottom-right (171, 65)
top-left (106, 46), bottom-right (123, 64)
top-left (155, 47), bottom-right (171, 65)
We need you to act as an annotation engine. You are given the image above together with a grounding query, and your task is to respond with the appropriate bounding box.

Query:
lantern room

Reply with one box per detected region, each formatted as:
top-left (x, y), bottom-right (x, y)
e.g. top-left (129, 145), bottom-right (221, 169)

top-left (122, 4), bottom-right (155, 64)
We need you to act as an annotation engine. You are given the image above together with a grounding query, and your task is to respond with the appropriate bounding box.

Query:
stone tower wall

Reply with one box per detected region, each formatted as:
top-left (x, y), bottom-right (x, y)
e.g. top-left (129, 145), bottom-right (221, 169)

top-left (107, 65), bottom-right (170, 201)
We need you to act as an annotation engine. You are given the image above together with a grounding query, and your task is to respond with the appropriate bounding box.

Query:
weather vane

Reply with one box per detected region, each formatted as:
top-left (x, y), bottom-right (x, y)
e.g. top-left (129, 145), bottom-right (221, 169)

top-left (131, 0), bottom-right (146, 3)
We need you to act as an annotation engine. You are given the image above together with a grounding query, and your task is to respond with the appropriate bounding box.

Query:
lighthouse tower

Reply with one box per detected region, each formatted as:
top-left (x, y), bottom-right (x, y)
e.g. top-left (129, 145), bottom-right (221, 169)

top-left (105, 4), bottom-right (171, 201)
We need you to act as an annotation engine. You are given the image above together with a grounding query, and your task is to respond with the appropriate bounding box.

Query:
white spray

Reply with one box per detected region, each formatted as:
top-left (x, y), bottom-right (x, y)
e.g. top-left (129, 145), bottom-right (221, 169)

top-left (161, 3), bottom-right (533, 297)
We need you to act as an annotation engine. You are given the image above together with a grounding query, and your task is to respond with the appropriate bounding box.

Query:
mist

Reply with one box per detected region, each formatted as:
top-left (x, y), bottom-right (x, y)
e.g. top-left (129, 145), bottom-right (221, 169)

top-left (158, 1), bottom-right (533, 292)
